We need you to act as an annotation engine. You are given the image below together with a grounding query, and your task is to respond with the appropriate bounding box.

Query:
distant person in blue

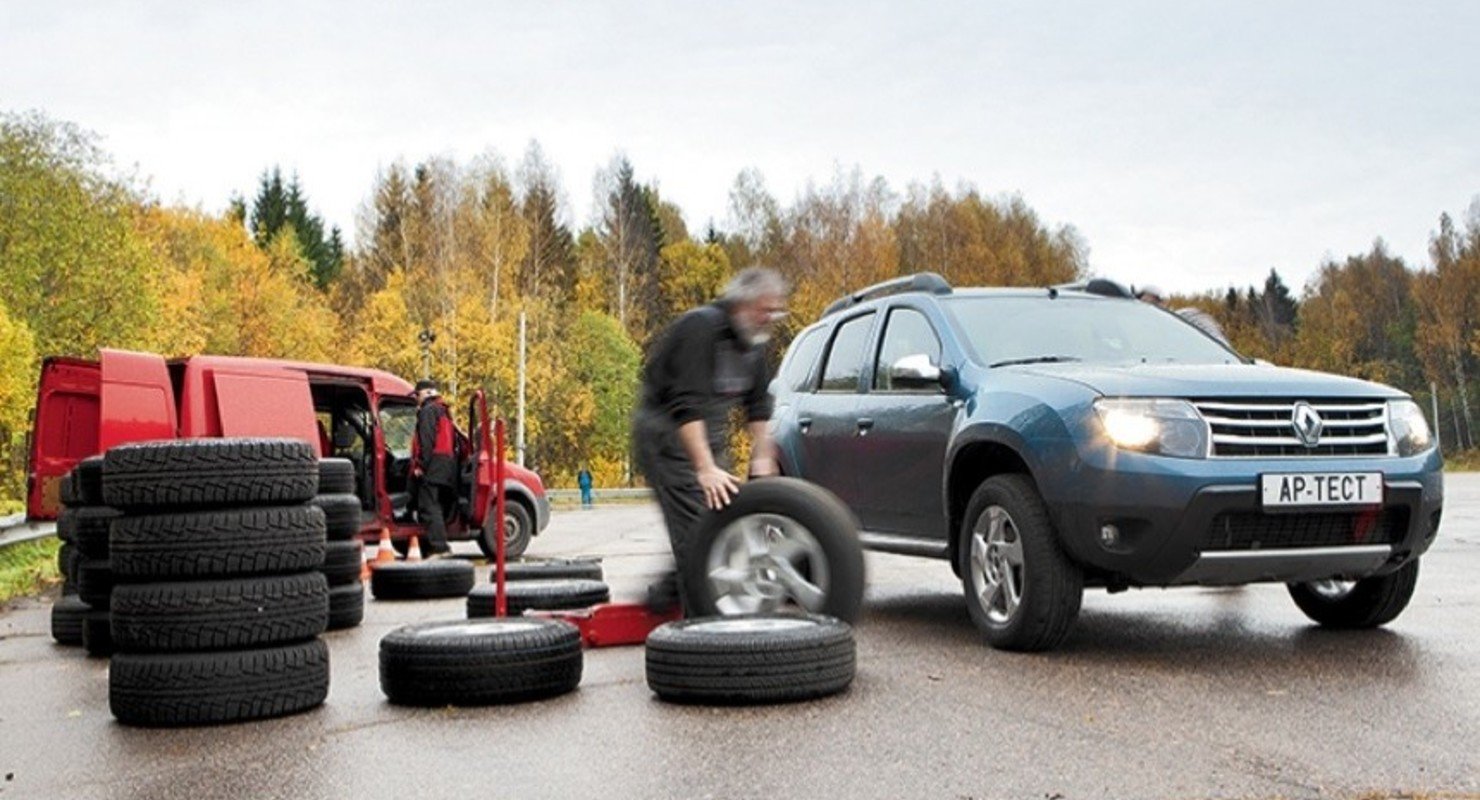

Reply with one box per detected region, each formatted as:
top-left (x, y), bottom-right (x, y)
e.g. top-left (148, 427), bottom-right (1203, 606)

top-left (577, 467), bottom-right (594, 509)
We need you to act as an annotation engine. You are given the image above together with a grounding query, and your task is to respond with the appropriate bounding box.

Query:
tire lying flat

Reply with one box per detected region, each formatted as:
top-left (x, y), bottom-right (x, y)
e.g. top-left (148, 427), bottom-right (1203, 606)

top-left (321, 540), bottom-right (365, 586)
top-left (370, 560), bottom-right (476, 600)
top-left (309, 494), bottom-right (362, 541)
top-left (317, 458), bottom-right (356, 495)
top-left (466, 579), bottom-right (610, 618)
top-left (110, 639), bottom-right (330, 727)
top-left (646, 614), bottom-right (856, 705)
top-left (110, 505), bottom-right (326, 581)
top-left (70, 506), bottom-right (120, 559)
top-left (82, 609), bottom-right (114, 658)
top-left (494, 558), bottom-right (604, 582)
top-left (103, 438), bottom-right (317, 511)
top-left (379, 619), bottom-right (582, 706)
top-left (110, 573), bottom-right (329, 653)
top-left (77, 558), bottom-right (115, 608)
top-left (327, 582), bottom-right (365, 630)
top-left (51, 594), bottom-right (89, 646)
top-left (74, 456), bottom-right (106, 506)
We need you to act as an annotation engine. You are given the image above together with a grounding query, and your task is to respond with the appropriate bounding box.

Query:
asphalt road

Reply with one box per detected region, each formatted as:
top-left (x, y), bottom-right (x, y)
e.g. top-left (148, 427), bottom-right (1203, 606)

top-left (2, 475), bottom-right (1478, 800)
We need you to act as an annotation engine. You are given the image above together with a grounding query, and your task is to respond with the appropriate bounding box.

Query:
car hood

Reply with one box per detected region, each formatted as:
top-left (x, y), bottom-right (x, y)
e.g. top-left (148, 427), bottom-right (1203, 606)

top-left (1007, 362), bottom-right (1406, 399)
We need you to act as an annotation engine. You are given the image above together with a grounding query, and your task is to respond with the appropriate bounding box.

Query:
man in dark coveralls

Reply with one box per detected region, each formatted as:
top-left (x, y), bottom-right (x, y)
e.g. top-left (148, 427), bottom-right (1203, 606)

top-left (411, 378), bottom-right (457, 558)
top-left (633, 266), bottom-right (789, 611)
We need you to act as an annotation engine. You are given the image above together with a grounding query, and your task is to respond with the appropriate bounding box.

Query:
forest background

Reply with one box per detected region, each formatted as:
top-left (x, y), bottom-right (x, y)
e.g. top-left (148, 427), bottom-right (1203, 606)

top-left (3, 110), bottom-right (1478, 513)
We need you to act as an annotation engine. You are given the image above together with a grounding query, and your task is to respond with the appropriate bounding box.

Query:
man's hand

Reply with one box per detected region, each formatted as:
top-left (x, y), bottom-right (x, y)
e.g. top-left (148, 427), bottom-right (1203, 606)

top-left (697, 464), bottom-right (740, 510)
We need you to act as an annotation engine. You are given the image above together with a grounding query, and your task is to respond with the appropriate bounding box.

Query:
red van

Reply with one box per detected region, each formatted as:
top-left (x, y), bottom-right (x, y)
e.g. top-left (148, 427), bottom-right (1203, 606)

top-left (26, 349), bottom-right (550, 557)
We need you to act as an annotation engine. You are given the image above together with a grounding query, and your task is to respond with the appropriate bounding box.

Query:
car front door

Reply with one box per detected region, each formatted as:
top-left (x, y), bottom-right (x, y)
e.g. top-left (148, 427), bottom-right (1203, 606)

top-left (789, 311), bottom-right (877, 513)
top-left (852, 306), bottom-right (956, 538)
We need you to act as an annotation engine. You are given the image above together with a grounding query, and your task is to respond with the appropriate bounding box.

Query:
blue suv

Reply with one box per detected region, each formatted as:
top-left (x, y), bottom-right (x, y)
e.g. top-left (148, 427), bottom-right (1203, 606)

top-left (769, 274), bottom-right (1444, 651)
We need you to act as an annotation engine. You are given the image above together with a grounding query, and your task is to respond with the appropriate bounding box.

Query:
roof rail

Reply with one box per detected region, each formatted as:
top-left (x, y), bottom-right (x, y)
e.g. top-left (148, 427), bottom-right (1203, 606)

top-left (821, 272), bottom-right (952, 317)
top-left (1051, 278), bottom-right (1135, 299)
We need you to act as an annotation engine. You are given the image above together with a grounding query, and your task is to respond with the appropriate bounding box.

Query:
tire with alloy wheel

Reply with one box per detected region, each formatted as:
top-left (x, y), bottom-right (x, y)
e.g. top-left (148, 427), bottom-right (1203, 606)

top-left (958, 474), bottom-right (1082, 652)
top-left (110, 639), bottom-right (329, 727)
top-left (466, 579), bottom-right (610, 617)
top-left (681, 478), bottom-right (865, 623)
top-left (1288, 559), bottom-right (1420, 628)
top-left (370, 559), bottom-right (476, 600)
top-left (476, 498), bottom-right (533, 561)
top-left (379, 619), bottom-right (583, 706)
top-left (645, 614), bottom-right (856, 705)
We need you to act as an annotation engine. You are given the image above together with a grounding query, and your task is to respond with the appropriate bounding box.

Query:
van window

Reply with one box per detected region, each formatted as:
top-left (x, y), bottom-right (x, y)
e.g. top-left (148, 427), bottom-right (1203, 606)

top-left (379, 402), bottom-right (417, 458)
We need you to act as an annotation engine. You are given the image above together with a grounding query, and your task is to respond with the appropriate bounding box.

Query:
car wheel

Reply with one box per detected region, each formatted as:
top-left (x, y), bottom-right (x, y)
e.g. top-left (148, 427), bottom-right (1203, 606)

top-left (1288, 559), bottom-right (1419, 628)
top-left (645, 614), bottom-right (856, 705)
top-left (958, 474), bottom-right (1082, 652)
top-left (477, 498), bottom-right (533, 561)
top-left (466, 579), bottom-right (610, 617)
top-left (378, 619), bottom-right (583, 706)
top-left (682, 477), bottom-right (865, 623)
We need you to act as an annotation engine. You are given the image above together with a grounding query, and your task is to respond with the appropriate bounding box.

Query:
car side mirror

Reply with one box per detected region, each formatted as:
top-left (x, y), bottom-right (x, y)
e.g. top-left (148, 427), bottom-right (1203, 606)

top-left (889, 354), bottom-right (944, 391)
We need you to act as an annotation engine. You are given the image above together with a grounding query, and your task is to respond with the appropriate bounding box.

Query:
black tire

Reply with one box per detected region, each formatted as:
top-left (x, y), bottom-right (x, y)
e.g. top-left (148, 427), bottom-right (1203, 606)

top-left (1288, 559), bottom-right (1421, 629)
top-left (55, 507), bottom-right (78, 544)
top-left (318, 458), bottom-right (356, 495)
top-left (646, 614), bottom-right (856, 705)
top-left (60, 469), bottom-right (81, 508)
top-left (466, 579), bottom-right (610, 618)
top-left (958, 474), bottom-right (1083, 652)
top-left (51, 594), bottom-right (89, 646)
top-left (75, 456), bottom-right (106, 506)
top-left (77, 559), bottom-right (114, 608)
top-left (82, 609), bottom-right (113, 657)
top-left (494, 558), bottom-right (604, 582)
top-left (321, 540), bottom-right (365, 586)
top-left (110, 573), bottom-right (328, 653)
top-left (682, 477), bottom-right (866, 624)
top-left (309, 493), bottom-right (362, 541)
top-left (326, 582), bottom-right (365, 631)
top-left (110, 639), bottom-right (330, 728)
top-left (370, 559), bottom-right (476, 600)
top-left (476, 498), bottom-right (533, 561)
top-left (73, 506), bottom-right (121, 560)
top-left (58, 544), bottom-right (80, 593)
top-left (379, 619), bottom-right (582, 706)
top-left (102, 438), bottom-right (317, 511)
top-left (110, 505), bottom-right (327, 581)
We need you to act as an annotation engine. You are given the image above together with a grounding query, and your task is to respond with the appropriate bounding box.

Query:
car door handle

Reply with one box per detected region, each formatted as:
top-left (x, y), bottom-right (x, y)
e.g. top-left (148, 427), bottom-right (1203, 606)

top-left (856, 418), bottom-right (874, 435)
top-left (798, 417), bottom-right (813, 434)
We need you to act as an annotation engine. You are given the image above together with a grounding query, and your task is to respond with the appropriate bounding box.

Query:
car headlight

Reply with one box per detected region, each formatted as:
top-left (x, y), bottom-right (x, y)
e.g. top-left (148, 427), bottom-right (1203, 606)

top-left (1094, 399), bottom-right (1208, 459)
top-left (1389, 399), bottom-right (1433, 457)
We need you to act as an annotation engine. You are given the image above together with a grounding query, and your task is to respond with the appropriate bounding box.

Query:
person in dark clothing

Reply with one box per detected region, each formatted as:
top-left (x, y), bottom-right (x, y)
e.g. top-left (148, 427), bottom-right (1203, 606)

top-left (633, 266), bottom-right (789, 612)
top-left (411, 379), bottom-right (457, 557)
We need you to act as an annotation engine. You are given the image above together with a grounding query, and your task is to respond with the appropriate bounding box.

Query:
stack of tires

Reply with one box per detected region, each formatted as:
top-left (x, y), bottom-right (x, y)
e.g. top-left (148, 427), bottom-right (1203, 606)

top-left (101, 438), bottom-right (331, 727)
top-left (50, 457), bottom-right (110, 651)
top-left (311, 459), bottom-right (365, 630)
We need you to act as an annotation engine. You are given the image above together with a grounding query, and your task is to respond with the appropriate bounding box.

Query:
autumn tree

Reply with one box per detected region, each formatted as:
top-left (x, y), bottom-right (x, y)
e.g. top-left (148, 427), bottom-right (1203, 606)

top-left (249, 167), bottom-right (343, 289)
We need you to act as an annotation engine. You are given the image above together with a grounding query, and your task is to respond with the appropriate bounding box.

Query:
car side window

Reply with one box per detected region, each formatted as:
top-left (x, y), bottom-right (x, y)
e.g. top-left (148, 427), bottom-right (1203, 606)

top-left (818, 313), bottom-right (875, 392)
top-left (874, 308), bottom-right (942, 391)
top-left (781, 327), bottom-right (826, 391)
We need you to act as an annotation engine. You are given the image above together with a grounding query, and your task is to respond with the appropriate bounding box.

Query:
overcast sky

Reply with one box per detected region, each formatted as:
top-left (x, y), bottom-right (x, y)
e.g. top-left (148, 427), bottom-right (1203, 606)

top-left (3, 1), bottom-right (1477, 295)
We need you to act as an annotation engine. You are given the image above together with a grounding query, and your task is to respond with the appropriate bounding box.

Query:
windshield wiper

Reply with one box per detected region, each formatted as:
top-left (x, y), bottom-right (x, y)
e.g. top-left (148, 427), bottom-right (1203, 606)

top-left (988, 355), bottom-right (1083, 368)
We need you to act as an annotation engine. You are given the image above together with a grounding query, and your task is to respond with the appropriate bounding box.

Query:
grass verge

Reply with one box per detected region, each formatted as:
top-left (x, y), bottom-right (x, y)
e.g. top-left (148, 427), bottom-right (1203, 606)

top-left (0, 537), bottom-right (61, 604)
top-left (1444, 448), bottom-right (1480, 472)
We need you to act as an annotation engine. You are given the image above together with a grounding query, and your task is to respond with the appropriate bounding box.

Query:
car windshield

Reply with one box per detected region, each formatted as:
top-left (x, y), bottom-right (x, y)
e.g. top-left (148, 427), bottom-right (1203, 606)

top-left (943, 295), bottom-right (1242, 367)
top-left (379, 401), bottom-right (418, 458)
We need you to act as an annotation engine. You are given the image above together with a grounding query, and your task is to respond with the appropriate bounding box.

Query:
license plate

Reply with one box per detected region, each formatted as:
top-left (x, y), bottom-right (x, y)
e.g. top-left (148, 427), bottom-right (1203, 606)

top-left (1260, 472), bottom-right (1383, 508)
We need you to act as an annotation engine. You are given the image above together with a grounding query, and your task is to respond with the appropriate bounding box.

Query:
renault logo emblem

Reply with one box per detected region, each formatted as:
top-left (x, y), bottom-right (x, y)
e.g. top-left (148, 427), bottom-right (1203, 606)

top-left (1292, 402), bottom-right (1323, 448)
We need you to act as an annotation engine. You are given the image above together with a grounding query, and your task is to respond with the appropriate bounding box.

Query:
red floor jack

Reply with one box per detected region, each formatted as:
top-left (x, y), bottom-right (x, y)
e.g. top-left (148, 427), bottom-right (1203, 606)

top-left (488, 416), bottom-right (680, 646)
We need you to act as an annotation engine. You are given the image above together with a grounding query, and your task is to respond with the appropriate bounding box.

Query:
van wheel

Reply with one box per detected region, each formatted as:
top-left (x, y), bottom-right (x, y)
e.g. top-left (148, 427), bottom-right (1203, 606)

top-left (1288, 559), bottom-right (1420, 628)
top-left (958, 475), bottom-right (1082, 652)
top-left (477, 500), bottom-right (533, 561)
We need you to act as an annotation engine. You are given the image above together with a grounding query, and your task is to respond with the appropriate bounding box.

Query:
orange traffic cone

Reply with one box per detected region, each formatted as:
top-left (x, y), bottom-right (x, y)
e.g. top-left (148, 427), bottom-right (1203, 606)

top-left (406, 534), bottom-right (423, 562)
top-left (373, 527), bottom-right (396, 566)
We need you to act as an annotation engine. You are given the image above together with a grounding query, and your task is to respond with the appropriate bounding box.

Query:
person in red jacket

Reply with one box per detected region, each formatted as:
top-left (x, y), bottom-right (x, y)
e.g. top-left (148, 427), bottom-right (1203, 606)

top-left (411, 379), bottom-right (458, 557)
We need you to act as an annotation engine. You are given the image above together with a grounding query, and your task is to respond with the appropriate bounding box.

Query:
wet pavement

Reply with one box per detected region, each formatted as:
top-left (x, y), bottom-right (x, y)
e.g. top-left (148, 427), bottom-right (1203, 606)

top-left (2, 474), bottom-right (1478, 800)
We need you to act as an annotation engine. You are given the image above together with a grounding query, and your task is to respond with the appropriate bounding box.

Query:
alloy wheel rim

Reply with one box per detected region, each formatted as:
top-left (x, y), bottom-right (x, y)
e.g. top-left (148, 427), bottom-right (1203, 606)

top-left (706, 513), bottom-right (830, 614)
top-left (1309, 578), bottom-right (1357, 600)
top-left (970, 505), bottom-right (1024, 625)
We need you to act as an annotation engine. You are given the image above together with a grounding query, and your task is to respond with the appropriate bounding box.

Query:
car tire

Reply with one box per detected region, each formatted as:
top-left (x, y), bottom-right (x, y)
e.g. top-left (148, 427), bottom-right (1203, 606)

top-left (110, 573), bottom-right (329, 653)
top-left (326, 582), bottom-right (365, 631)
top-left (466, 579), bottom-right (610, 618)
top-left (321, 540), bottom-right (365, 586)
top-left (77, 558), bottom-right (115, 608)
top-left (309, 493), bottom-right (362, 541)
top-left (51, 594), bottom-right (89, 646)
top-left (317, 458), bottom-right (356, 495)
top-left (1288, 559), bottom-right (1420, 629)
top-left (58, 544), bottom-right (80, 593)
top-left (681, 477), bottom-right (866, 623)
top-left (477, 498), bottom-right (533, 561)
top-left (82, 609), bottom-right (114, 658)
top-left (645, 614), bottom-right (856, 705)
top-left (370, 559), bottom-right (476, 600)
top-left (379, 619), bottom-right (583, 707)
top-left (958, 474), bottom-right (1083, 652)
top-left (493, 558), bottom-right (604, 583)
top-left (74, 456), bottom-right (106, 506)
top-left (60, 468), bottom-right (81, 508)
top-left (110, 505), bottom-right (327, 581)
top-left (71, 506), bottom-right (120, 559)
top-left (110, 639), bottom-right (330, 727)
top-left (103, 438), bottom-right (317, 511)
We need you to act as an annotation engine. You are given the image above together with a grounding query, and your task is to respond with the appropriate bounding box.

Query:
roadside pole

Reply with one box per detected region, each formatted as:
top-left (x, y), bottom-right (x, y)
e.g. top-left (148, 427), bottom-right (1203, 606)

top-left (1431, 382), bottom-right (1442, 452)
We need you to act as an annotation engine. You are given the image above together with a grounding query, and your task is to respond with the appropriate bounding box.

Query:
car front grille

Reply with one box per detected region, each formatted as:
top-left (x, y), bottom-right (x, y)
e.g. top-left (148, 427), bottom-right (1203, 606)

top-left (1193, 399), bottom-right (1391, 457)
top-left (1202, 509), bottom-right (1408, 551)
